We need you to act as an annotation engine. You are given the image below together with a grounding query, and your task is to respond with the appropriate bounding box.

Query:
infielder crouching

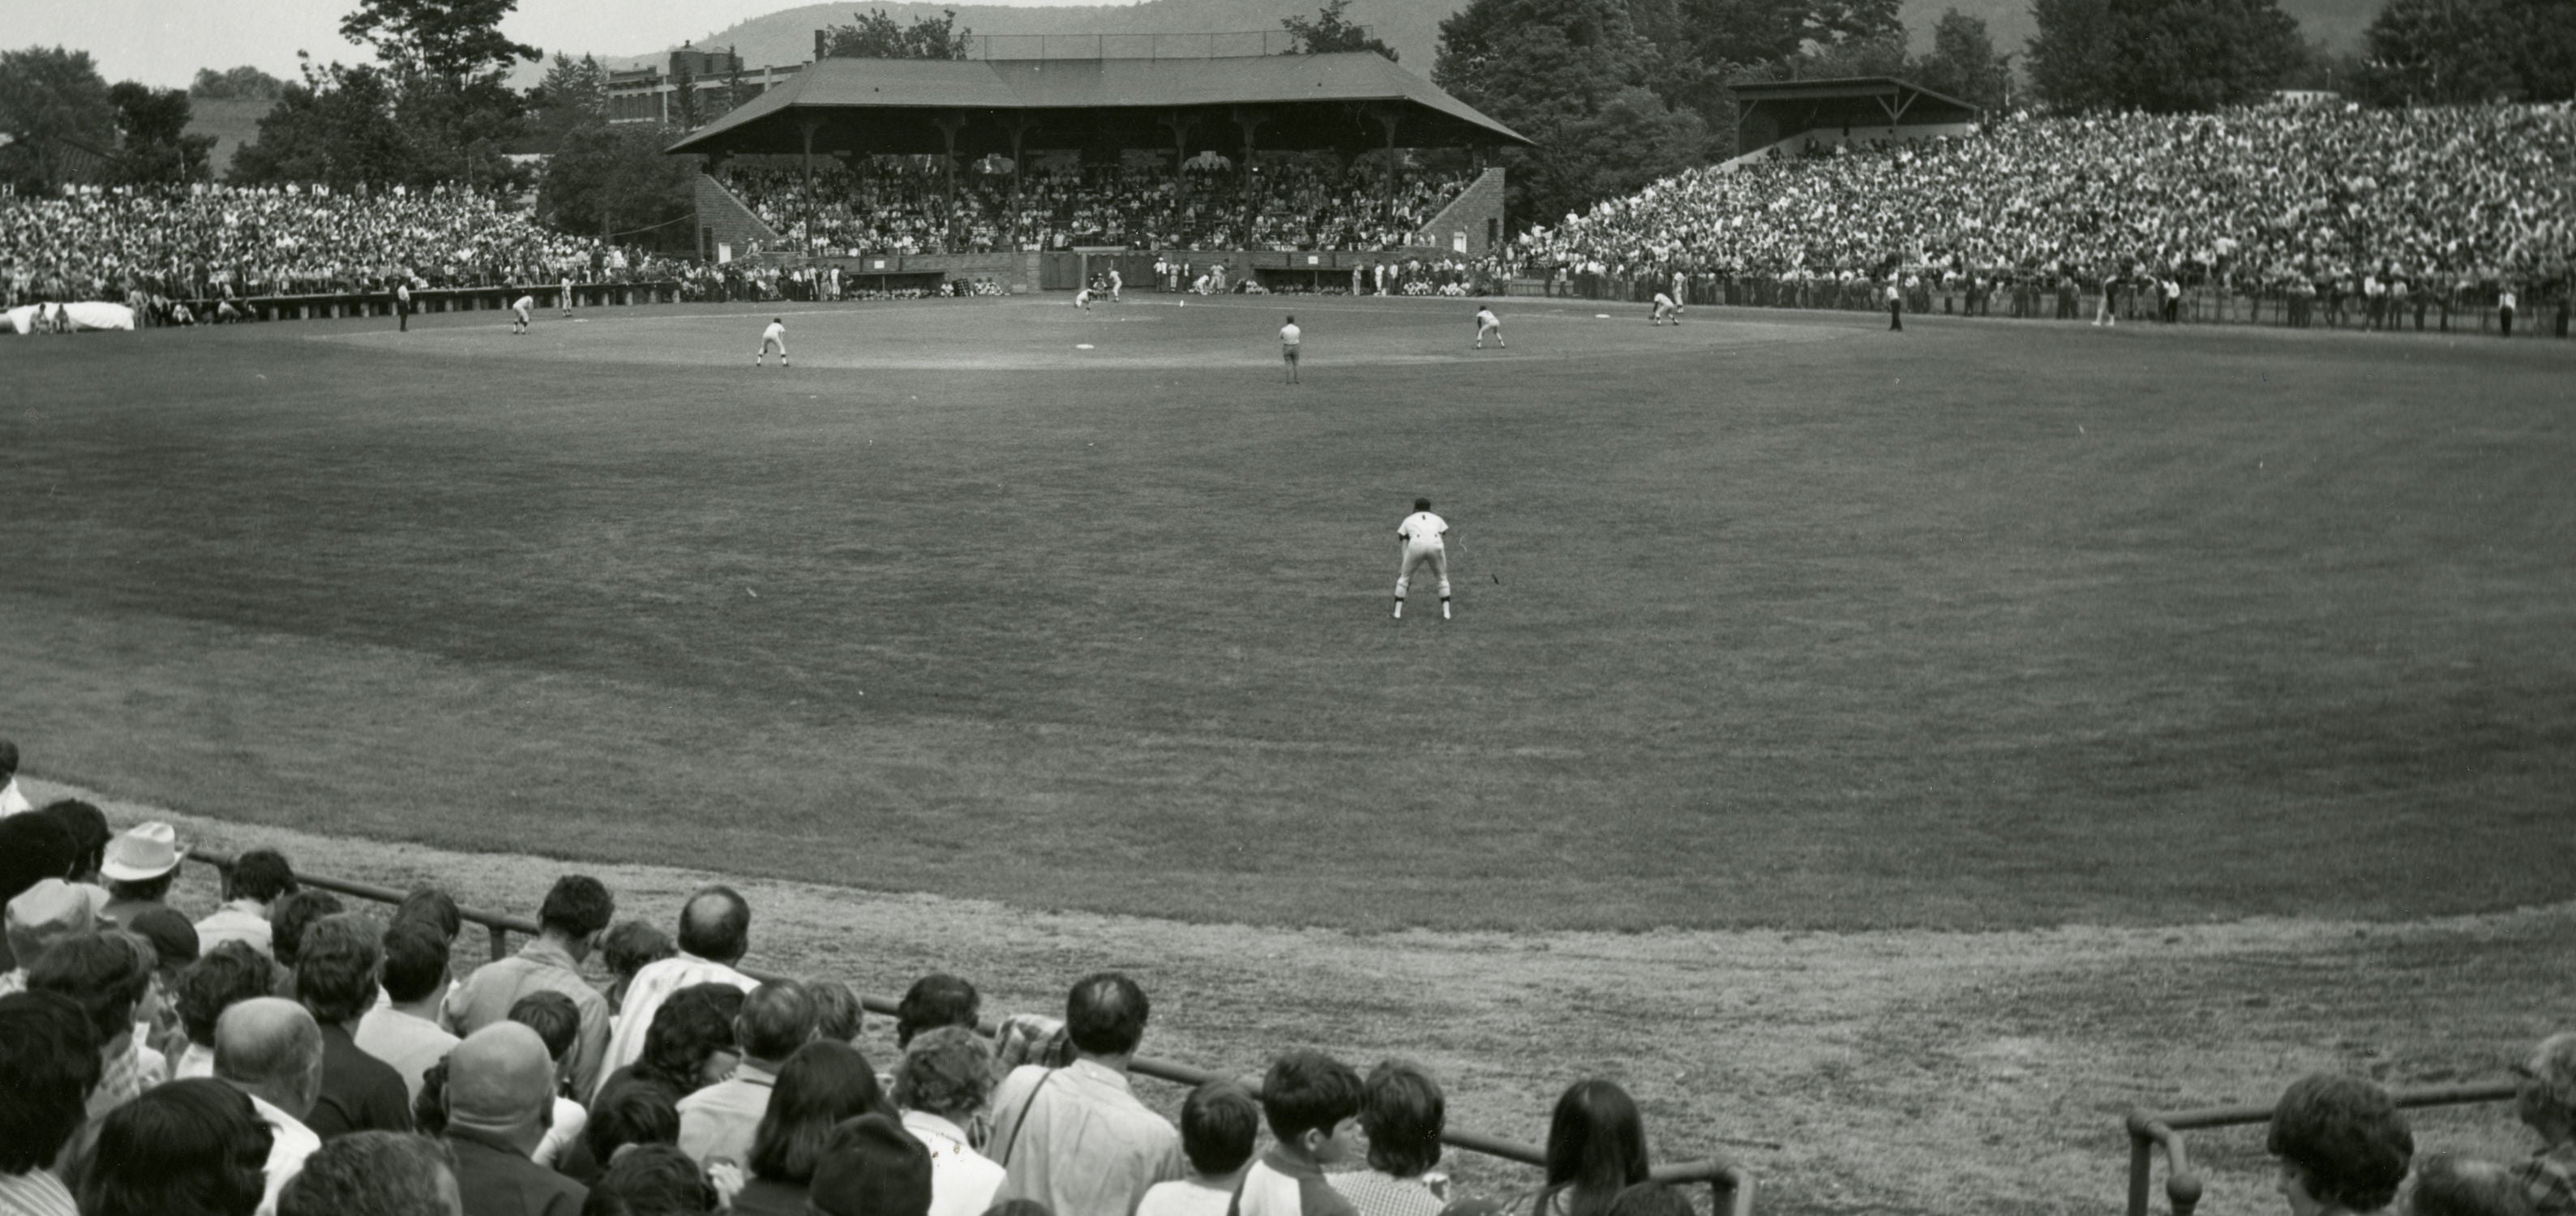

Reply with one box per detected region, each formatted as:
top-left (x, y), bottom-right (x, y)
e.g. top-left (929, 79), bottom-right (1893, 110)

top-left (1395, 498), bottom-right (1451, 620)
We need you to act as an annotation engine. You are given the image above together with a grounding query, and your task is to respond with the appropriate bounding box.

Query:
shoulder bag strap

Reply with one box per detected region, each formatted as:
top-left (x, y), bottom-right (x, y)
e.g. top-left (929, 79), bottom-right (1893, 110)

top-left (995, 1068), bottom-right (1059, 1170)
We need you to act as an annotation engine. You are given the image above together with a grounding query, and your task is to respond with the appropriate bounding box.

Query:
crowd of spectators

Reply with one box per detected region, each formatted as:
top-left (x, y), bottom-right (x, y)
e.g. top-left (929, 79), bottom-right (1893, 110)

top-left (0, 184), bottom-right (677, 309)
top-left (5, 731), bottom-right (2572, 1216)
top-left (1515, 102), bottom-right (2576, 303)
top-left (722, 158), bottom-right (1472, 257)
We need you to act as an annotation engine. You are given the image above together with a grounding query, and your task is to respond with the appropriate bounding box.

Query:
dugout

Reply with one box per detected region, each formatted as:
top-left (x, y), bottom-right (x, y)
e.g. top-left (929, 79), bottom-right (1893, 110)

top-left (1727, 77), bottom-right (1982, 164)
top-left (663, 52), bottom-right (1531, 270)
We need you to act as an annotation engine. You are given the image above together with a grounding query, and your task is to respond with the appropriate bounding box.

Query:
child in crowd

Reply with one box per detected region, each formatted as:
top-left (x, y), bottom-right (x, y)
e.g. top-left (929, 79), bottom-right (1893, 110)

top-left (1234, 1051), bottom-right (1365, 1216)
top-left (1137, 1081), bottom-right (1262, 1216)
top-left (1330, 1063), bottom-right (1451, 1216)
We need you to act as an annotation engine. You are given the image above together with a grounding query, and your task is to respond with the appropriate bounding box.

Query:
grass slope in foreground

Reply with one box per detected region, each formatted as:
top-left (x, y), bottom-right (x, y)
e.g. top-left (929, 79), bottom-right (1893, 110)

top-left (2, 298), bottom-right (2570, 931)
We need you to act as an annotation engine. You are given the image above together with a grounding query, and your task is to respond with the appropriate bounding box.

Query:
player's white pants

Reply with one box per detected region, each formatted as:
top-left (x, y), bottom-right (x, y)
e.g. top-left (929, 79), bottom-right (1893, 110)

top-left (759, 337), bottom-right (787, 362)
top-left (1477, 322), bottom-right (1503, 344)
top-left (1396, 542), bottom-right (1449, 599)
top-left (1652, 302), bottom-right (1679, 323)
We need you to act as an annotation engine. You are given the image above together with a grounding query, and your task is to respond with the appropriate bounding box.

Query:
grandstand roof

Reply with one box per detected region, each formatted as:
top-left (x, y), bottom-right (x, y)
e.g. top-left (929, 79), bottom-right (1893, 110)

top-left (1729, 76), bottom-right (1982, 137)
top-left (662, 53), bottom-right (1532, 157)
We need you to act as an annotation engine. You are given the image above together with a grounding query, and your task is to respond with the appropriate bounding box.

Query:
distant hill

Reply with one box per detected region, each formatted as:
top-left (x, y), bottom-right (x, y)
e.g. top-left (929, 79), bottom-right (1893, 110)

top-left (540, 0), bottom-right (2381, 81)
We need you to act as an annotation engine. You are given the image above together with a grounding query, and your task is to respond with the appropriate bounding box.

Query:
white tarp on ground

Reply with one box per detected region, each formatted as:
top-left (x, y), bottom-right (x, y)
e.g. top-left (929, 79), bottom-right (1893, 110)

top-left (5, 302), bottom-right (136, 334)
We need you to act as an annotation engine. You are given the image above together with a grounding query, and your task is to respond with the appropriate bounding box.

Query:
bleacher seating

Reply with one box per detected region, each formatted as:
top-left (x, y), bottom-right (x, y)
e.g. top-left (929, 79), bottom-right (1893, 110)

top-left (1514, 102), bottom-right (2576, 298)
top-left (721, 159), bottom-right (1475, 255)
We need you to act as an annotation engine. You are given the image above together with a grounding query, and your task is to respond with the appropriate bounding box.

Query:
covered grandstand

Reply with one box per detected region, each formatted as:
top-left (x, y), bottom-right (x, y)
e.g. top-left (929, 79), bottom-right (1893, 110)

top-left (664, 51), bottom-right (1532, 289)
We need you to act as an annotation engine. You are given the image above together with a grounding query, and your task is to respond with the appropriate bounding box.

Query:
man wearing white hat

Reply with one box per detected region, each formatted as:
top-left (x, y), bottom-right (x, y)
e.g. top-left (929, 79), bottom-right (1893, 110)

top-left (100, 822), bottom-right (186, 927)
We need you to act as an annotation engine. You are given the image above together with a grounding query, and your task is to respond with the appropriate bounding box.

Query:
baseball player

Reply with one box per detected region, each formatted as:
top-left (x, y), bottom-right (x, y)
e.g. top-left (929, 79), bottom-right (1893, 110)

top-left (510, 293), bottom-right (535, 335)
top-left (1108, 268), bottom-right (1123, 302)
top-left (559, 275), bottom-right (575, 317)
top-left (755, 316), bottom-right (789, 367)
top-left (1279, 315), bottom-right (1301, 383)
top-left (1650, 292), bottom-right (1683, 326)
top-left (1074, 285), bottom-right (1095, 310)
top-left (1474, 306), bottom-right (1505, 349)
top-left (1393, 498), bottom-right (1451, 620)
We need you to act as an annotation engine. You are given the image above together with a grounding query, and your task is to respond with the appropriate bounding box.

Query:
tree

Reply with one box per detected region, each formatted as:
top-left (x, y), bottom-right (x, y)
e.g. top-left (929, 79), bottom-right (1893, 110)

top-left (0, 46), bottom-right (119, 191)
top-left (538, 122), bottom-right (698, 251)
top-left (339, 0), bottom-right (539, 81)
top-left (1537, 84), bottom-right (1708, 208)
top-left (1282, 0), bottom-right (1399, 60)
top-left (106, 82), bottom-right (214, 184)
top-left (1909, 8), bottom-right (2008, 111)
top-left (2354, 0), bottom-right (2576, 104)
top-left (527, 52), bottom-right (606, 146)
top-left (821, 9), bottom-right (974, 59)
top-left (2028, 0), bottom-right (2303, 112)
top-left (1437, 0), bottom-right (1701, 228)
top-left (229, 58), bottom-right (414, 186)
top-left (191, 65), bottom-right (289, 101)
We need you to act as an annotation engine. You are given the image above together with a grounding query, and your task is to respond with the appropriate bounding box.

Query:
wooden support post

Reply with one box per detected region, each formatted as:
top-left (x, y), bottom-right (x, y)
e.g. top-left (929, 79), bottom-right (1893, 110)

top-left (1158, 111), bottom-right (1200, 193)
top-left (1232, 108), bottom-right (1269, 242)
top-left (933, 111), bottom-right (968, 250)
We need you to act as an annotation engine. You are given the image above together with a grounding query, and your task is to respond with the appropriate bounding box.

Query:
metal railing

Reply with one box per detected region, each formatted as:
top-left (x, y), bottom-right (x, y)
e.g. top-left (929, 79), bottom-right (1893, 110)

top-left (184, 850), bottom-right (1754, 1216)
top-left (2124, 1081), bottom-right (2518, 1216)
top-left (1519, 272), bottom-right (2574, 340)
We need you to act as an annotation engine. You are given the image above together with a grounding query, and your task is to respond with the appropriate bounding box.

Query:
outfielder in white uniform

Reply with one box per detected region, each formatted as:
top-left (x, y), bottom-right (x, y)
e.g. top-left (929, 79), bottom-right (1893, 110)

top-left (1394, 498), bottom-right (1451, 620)
top-left (1474, 306), bottom-right (1505, 349)
top-left (756, 317), bottom-right (788, 367)
top-left (1108, 269), bottom-right (1123, 302)
top-left (511, 294), bottom-right (535, 335)
top-left (1651, 292), bottom-right (1682, 325)
top-left (1074, 286), bottom-right (1095, 310)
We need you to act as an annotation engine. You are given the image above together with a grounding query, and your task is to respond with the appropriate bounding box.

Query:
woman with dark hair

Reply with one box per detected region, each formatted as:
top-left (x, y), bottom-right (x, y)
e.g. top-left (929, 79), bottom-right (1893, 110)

top-left (1530, 1080), bottom-right (1652, 1216)
top-left (73, 1077), bottom-right (275, 1216)
top-left (1331, 1061), bottom-right (1451, 1216)
top-left (33, 799), bottom-right (110, 885)
top-left (734, 1040), bottom-right (895, 1215)
top-left (2268, 1073), bottom-right (2413, 1216)
top-left (560, 985), bottom-right (739, 1184)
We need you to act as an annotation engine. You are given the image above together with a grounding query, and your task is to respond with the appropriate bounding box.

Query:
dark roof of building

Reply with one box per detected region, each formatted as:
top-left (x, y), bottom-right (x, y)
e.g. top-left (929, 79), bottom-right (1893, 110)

top-left (664, 53), bottom-right (1532, 156)
top-left (1727, 76), bottom-right (1982, 134)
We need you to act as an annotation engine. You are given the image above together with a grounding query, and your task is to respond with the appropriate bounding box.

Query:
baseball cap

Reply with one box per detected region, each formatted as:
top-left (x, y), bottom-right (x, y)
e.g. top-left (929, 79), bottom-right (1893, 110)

top-left (100, 822), bottom-right (185, 882)
top-left (808, 1114), bottom-right (932, 1216)
top-left (124, 906), bottom-right (201, 970)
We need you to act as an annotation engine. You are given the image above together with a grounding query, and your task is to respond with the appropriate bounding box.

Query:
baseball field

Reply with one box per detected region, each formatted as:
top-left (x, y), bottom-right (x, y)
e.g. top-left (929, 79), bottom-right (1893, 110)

top-left (5, 292), bottom-right (2573, 1214)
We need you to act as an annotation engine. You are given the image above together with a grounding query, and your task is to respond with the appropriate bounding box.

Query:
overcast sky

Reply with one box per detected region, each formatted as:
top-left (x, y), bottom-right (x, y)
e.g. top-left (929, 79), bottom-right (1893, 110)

top-left (11, 0), bottom-right (1131, 89)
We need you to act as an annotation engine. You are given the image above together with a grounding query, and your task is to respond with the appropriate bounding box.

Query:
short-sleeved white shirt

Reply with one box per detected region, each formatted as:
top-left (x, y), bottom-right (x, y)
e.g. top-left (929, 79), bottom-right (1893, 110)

top-left (1399, 512), bottom-right (1447, 545)
top-left (763, 322), bottom-right (786, 341)
top-left (1476, 309), bottom-right (1499, 327)
top-left (1653, 293), bottom-right (1677, 308)
top-left (513, 296), bottom-right (534, 312)
top-left (1279, 323), bottom-right (1301, 346)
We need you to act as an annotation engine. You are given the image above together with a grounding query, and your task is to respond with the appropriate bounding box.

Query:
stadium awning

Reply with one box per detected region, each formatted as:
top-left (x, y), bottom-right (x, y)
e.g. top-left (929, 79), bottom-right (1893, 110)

top-left (1727, 76), bottom-right (1982, 139)
top-left (662, 53), bottom-right (1533, 158)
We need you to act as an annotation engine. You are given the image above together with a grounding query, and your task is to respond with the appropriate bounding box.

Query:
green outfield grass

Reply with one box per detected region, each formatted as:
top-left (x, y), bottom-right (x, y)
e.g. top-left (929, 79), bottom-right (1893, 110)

top-left (4, 295), bottom-right (2570, 931)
